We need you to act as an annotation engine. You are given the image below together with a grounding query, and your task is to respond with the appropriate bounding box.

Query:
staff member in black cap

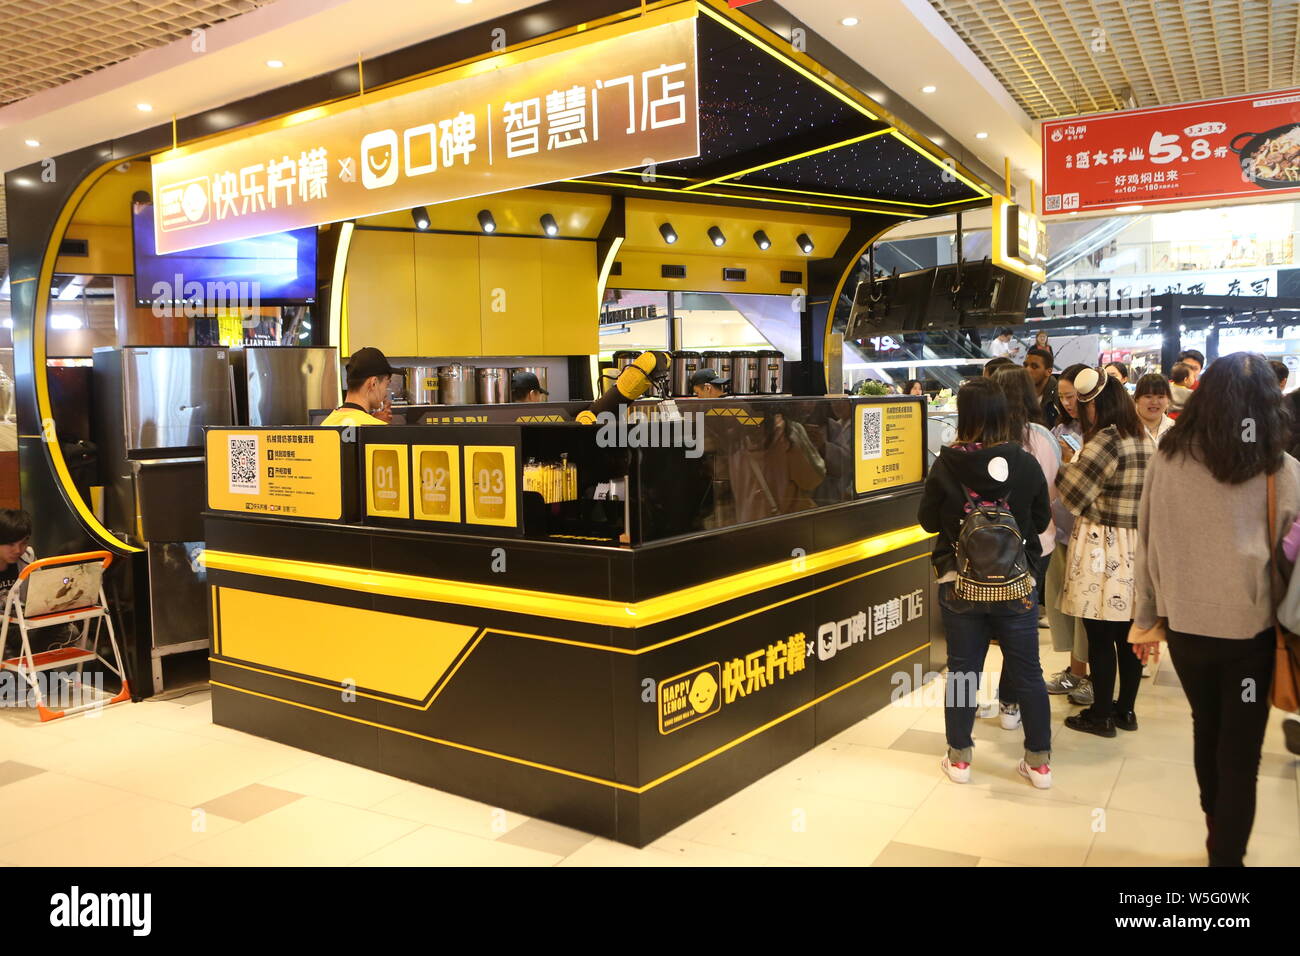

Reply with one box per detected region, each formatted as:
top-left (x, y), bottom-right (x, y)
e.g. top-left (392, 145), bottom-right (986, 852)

top-left (690, 368), bottom-right (730, 398)
top-left (511, 371), bottom-right (549, 403)
top-left (321, 347), bottom-right (397, 426)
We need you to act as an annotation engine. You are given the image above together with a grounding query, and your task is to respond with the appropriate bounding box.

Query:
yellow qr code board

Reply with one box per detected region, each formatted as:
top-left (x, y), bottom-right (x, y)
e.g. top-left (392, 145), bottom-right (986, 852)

top-left (412, 445), bottom-right (461, 523)
top-left (207, 429), bottom-right (344, 520)
top-left (366, 444), bottom-right (411, 519)
top-left (854, 402), bottom-right (923, 494)
top-left (463, 445), bottom-right (517, 527)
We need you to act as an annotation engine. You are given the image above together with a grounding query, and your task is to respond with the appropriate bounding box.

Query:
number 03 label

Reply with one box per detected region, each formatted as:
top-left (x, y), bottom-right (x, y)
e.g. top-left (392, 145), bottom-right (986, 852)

top-left (463, 445), bottom-right (517, 527)
top-left (365, 444), bottom-right (411, 519)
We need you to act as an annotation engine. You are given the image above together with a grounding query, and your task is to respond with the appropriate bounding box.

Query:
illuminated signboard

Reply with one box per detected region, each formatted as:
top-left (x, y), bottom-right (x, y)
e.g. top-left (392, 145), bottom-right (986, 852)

top-left (152, 7), bottom-right (699, 253)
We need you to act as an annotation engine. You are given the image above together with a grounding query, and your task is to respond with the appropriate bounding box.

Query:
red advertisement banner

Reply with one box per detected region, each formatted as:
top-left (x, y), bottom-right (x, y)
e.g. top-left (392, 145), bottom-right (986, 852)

top-left (1041, 88), bottom-right (1300, 215)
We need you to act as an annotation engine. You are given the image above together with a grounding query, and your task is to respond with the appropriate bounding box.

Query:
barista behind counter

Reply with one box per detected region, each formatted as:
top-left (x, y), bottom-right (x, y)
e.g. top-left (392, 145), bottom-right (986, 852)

top-left (320, 347), bottom-right (397, 426)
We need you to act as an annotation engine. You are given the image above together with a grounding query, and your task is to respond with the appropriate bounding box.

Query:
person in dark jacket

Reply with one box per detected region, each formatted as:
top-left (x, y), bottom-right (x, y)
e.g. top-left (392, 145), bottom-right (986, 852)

top-left (918, 378), bottom-right (1053, 789)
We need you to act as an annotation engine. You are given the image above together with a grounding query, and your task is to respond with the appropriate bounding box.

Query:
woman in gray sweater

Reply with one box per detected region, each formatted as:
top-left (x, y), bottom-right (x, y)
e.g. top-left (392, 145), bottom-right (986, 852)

top-left (1134, 351), bottom-right (1300, 866)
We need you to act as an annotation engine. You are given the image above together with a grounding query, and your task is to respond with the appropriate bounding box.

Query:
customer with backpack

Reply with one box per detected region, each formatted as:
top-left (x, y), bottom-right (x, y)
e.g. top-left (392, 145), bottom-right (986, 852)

top-left (918, 379), bottom-right (1053, 787)
top-left (1134, 351), bottom-right (1300, 865)
top-left (1057, 369), bottom-right (1151, 737)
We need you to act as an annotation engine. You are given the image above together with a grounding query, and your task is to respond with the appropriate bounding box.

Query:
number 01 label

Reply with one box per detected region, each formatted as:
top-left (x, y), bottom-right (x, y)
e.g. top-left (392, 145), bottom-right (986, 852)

top-left (463, 445), bottom-right (517, 527)
top-left (412, 445), bottom-right (460, 523)
top-left (365, 444), bottom-right (410, 519)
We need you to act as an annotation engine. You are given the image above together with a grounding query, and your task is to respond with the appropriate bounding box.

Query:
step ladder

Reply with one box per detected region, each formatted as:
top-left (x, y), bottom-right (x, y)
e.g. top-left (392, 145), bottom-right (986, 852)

top-left (0, 551), bottom-right (131, 721)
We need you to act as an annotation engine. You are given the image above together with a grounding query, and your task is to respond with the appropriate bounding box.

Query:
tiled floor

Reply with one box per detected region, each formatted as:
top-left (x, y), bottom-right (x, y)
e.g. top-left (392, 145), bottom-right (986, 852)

top-left (1, 637), bottom-right (1297, 866)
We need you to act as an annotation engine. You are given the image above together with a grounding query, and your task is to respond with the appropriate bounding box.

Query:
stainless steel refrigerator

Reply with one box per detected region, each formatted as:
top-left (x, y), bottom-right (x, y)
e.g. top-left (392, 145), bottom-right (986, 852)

top-left (92, 346), bottom-right (235, 694)
top-left (233, 346), bottom-right (340, 426)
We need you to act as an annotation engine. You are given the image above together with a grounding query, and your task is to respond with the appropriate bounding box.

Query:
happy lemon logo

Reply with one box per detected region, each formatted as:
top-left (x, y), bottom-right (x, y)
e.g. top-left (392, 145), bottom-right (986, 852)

top-left (689, 670), bottom-right (718, 714)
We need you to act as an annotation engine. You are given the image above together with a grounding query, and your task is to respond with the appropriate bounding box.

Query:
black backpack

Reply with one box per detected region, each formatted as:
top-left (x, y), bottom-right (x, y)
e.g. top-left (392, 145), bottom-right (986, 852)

top-left (953, 481), bottom-right (1033, 602)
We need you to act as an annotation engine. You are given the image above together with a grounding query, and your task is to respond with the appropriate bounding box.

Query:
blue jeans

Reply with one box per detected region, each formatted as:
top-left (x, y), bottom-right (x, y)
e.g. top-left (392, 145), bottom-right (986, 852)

top-left (998, 550), bottom-right (1051, 706)
top-left (939, 582), bottom-right (1052, 763)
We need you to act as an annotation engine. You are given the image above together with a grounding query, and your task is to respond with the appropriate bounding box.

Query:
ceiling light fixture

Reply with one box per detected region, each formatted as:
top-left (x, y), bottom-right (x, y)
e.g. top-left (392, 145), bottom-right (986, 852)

top-left (840, 17), bottom-right (859, 26)
top-left (136, 103), bottom-right (153, 112)
top-left (24, 138), bottom-right (39, 147)
top-left (1116, 205), bottom-right (1143, 213)
top-left (658, 223), bottom-right (677, 244)
top-left (796, 233), bottom-right (815, 254)
top-left (540, 213), bottom-right (559, 236)
top-left (921, 85), bottom-right (937, 94)
top-left (411, 206), bottom-right (430, 230)
top-left (477, 209), bottom-right (496, 233)
top-left (975, 131), bottom-right (988, 139)
top-left (707, 226), bottom-right (726, 247)
top-left (266, 59), bottom-right (284, 68)
top-left (753, 230), bottom-right (771, 250)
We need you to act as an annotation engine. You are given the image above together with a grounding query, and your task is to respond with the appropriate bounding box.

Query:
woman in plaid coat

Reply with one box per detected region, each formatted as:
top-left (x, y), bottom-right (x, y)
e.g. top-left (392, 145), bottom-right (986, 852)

top-left (1056, 369), bottom-right (1152, 737)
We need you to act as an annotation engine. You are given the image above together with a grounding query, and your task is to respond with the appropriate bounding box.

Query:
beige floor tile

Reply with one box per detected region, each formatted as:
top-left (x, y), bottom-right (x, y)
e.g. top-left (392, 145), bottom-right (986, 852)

top-left (353, 824), bottom-right (559, 866)
top-left (200, 783), bottom-right (304, 823)
top-left (0, 792), bottom-right (238, 866)
top-left (774, 742), bottom-right (941, 809)
top-left (1052, 713), bottom-right (1196, 765)
top-left (97, 739), bottom-right (315, 808)
top-left (1109, 756), bottom-right (1299, 838)
top-left (24, 723), bottom-right (210, 784)
top-left (557, 837), bottom-right (682, 867)
top-left (872, 840), bottom-right (979, 866)
top-left (0, 771), bottom-right (135, 844)
top-left (976, 857), bottom-right (1019, 866)
top-left (828, 703), bottom-right (923, 749)
top-left (497, 818), bottom-right (594, 857)
top-left (147, 855), bottom-right (209, 866)
top-left (952, 731), bottom-right (1125, 807)
top-left (660, 774), bottom-right (781, 843)
top-left (893, 783), bottom-right (1097, 865)
top-left (259, 756), bottom-right (413, 809)
top-left (689, 783), bottom-right (914, 866)
top-left (369, 785), bottom-right (528, 839)
top-left (181, 796), bottom-right (421, 866)
top-left (1086, 807), bottom-right (1207, 867)
top-left (648, 835), bottom-right (785, 866)
top-left (0, 761), bottom-right (45, 787)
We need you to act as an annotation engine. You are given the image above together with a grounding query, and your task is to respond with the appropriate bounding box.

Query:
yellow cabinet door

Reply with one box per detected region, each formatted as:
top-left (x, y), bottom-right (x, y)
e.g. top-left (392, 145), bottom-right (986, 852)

top-left (478, 237), bottom-right (544, 355)
top-left (415, 233), bottom-right (481, 356)
top-left (344, 230), bottom-right (417, 356)
top-left (541, 240), bottom-right (597, 356)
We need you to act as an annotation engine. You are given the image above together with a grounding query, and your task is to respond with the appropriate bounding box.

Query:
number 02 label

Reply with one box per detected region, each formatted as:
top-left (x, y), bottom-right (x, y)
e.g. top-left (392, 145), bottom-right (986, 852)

top-left (412, 445), bottom-right (460, 523)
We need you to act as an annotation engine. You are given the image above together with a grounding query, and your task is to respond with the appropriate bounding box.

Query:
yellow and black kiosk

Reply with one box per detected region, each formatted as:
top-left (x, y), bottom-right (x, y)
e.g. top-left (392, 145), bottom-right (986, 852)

top-left (202, 395), bottom-right (931, 845)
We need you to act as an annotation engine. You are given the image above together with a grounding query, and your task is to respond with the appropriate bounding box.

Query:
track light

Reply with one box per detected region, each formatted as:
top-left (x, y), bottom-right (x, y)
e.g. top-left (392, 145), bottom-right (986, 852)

top-left (411, 206), bottom-right (430, 230)
top-left (796, 233), bottom-right (814, 254)
top-left (658, 222), bottom-right (677, 244)
top-left (708, 225), bottom-right (726, 247)
top-left (753, 230), bottom-right (771, 250)
top-left (540, 213), bottom-right (558, 236)
top-left (477, 209), bottom-right (496, 233)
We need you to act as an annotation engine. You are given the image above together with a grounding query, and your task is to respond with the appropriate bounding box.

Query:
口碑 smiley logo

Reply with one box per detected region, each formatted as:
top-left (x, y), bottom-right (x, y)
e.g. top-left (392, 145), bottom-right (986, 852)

top-left (360, 129), bottom-right (399, 189)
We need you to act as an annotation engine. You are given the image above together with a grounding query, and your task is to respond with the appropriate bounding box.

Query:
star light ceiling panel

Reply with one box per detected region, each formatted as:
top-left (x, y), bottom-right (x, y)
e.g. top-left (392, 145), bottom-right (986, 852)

top-left (573, 5), bottom-right (988, 218)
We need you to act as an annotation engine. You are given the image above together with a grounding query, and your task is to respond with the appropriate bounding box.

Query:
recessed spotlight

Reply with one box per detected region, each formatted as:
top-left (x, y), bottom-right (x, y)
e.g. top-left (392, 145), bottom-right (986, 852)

top-left (477, 209), bottom-right (496, 233)
top-left (455, 0), bottom-right (473, 4)
top-left (266, 59), bottom-right (284, 69)
top-left (840, 16), bottom-right (859, 26)
top-left (411, 206), bottom-right (430, 230)
top-left (797, 233), bottom-right (815, 254)
top-left (540, 213), bottom-right (558, 236)
top-left (753, 230), bottom-right (771, 250)
top-left (136, 103), bottom-right (153, 112)
top-left (708, 226), bottom-right (726, 247)
top-left (921, 85), bottom-right (937, 94)
top-left (975, 131), bottom-right (988, 139)
top-left (1116, 205), bottom-right (1143, 212)
top-left (658, 223), bottom-right (677, 244)
top-left (24, 138), bottom-right (39, 147)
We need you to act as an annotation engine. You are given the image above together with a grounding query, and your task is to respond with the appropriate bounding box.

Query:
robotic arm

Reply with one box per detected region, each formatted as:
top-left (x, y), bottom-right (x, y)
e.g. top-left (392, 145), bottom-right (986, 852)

top-left (576, 351), bottom-right (671, 424)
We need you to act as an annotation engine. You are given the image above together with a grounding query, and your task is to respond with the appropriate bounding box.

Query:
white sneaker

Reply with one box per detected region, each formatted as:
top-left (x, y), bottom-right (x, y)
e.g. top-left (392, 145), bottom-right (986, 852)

top-left (999, 702), bottom-right (1022, 730)
top-left (941, 756), bottom-right (972, 784)
top-left (976, 700), bottom-right (999, 719)
top-left (1018, 759), bottom-right (1052, 789)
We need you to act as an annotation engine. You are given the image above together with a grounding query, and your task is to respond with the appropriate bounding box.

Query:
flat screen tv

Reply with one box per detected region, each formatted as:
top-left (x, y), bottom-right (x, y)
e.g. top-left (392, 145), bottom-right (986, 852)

top-left (132, 202), bottom-right (317, 307)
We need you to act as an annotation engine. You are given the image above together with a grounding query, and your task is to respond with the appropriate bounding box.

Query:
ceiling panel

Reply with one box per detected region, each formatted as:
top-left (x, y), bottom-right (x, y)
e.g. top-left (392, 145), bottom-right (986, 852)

top-left (926, 0), bottom-right (1300, 120)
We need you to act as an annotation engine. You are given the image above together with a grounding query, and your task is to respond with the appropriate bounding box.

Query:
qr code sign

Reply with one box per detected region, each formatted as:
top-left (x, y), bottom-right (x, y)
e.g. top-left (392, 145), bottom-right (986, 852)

top-left (860, 407), bottom-right (883, 461)
top-left (228, 435), bottom-right (261, 495)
